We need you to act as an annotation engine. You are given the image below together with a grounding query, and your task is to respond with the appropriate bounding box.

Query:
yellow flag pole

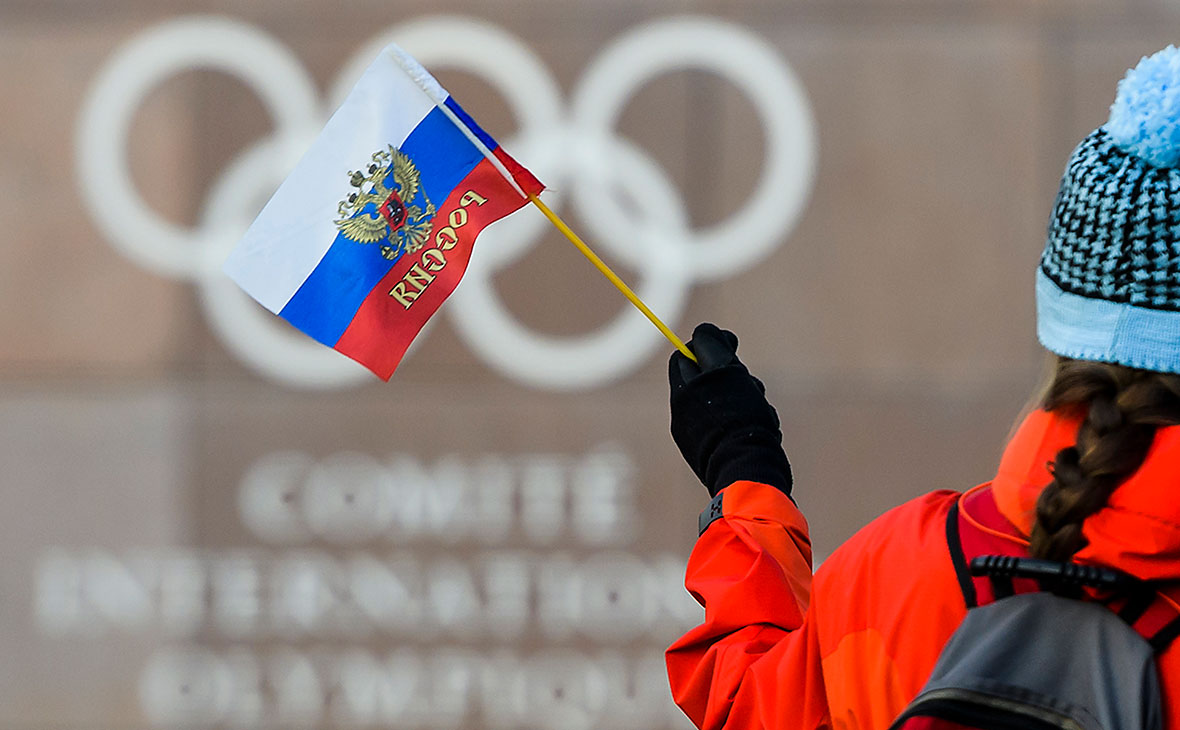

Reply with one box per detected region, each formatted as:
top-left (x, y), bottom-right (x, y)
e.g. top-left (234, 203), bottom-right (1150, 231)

top-left (527, 193), bottom-right (697, 363)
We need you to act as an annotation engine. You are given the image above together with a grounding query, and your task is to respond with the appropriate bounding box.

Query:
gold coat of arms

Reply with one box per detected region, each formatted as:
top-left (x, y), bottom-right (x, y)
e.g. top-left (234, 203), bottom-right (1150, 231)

top-left (334, 145), bottom-right (437, 261)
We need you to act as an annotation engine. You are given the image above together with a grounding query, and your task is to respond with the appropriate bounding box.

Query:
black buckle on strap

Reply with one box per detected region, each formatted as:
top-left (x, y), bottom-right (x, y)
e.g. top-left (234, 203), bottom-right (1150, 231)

top-left (969, 555), bottom-right (1141, 593)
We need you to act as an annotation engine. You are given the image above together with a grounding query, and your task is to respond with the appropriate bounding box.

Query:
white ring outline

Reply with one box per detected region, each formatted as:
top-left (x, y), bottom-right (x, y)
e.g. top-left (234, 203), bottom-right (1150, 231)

top-left (573, 16), bottom-right (817, 279)
top-left (76, 16), bottom-right (321, 278)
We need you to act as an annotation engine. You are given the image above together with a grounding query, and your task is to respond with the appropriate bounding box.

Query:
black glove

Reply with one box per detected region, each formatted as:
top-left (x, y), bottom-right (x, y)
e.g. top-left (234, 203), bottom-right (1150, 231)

top-left (669, 323), bottom-right (793, 498)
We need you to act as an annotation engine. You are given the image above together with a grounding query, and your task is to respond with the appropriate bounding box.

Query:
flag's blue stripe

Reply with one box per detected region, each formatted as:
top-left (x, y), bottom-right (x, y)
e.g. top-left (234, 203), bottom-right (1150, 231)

top-left (279, 106), bottom-right (485, 346)
top-left (444, 96), bottom-right (499, 151)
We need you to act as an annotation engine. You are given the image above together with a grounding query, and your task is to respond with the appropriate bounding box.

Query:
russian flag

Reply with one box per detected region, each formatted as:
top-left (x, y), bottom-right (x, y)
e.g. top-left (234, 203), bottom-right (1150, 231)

top-left (224, 44), bottom-right (543, 380)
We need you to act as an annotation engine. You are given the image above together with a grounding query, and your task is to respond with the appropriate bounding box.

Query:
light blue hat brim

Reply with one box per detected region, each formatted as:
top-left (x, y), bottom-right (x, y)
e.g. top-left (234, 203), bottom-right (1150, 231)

top-left (1037, 268), bottom-right (1180, 373)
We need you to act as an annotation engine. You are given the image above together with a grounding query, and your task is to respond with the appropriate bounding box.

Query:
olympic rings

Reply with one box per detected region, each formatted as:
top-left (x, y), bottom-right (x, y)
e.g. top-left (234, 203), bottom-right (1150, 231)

top-left (76, 14), bottom-right (817, 391)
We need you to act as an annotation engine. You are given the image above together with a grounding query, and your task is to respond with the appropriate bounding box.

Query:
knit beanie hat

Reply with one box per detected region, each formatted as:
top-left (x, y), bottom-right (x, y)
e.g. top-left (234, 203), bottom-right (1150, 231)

top-left (1038, 46), bottom-right (1180, 373)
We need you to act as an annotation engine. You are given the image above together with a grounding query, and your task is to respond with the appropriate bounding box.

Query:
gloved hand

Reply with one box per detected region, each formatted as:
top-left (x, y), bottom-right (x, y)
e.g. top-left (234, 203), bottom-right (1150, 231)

top-left (669, 323), bottom-right (793, 498)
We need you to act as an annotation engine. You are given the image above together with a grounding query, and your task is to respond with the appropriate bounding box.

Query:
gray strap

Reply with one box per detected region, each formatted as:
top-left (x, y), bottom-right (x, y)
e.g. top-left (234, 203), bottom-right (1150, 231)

top-left (698, 492), bottom-right (725, 535)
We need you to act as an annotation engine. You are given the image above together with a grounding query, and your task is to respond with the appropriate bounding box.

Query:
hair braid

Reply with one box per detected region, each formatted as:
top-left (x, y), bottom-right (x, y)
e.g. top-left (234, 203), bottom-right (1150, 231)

top-left (1028, 358), bottom-right (1180, 562)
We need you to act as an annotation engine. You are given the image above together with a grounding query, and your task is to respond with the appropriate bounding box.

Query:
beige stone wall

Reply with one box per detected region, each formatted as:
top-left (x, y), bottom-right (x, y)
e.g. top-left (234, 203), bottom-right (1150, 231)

top-left (2, 1), bottom-right (1177, 727)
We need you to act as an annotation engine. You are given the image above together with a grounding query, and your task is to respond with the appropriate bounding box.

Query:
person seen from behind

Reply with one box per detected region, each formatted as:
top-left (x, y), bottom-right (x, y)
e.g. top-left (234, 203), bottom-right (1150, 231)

top-left (666, 46), bottom-right (1180, 730)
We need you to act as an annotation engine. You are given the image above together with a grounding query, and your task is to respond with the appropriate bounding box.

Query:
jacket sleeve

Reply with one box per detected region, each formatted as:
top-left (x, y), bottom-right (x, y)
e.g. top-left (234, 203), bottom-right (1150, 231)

top-left (665, 480), bottom-right (828, 729)
top-left (667, 483), bottom-right (967, 730)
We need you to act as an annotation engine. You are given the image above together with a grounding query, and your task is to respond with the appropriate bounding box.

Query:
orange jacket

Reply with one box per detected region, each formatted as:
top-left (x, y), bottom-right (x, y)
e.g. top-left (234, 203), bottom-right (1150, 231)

top-left (666, 410), bottom-right (1180, 730)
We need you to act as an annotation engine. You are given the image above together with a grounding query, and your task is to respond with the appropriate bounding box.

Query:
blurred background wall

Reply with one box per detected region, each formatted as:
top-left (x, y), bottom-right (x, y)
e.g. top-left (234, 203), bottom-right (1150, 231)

top-left (2, 0), bottom-right (1178, 727)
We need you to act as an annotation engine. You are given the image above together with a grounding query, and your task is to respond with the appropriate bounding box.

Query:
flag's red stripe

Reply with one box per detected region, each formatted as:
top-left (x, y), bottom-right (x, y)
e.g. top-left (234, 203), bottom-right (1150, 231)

top-left (333, 157), bottom-right (530, 379)
top-left (492, 147), bottom-right (545, 197)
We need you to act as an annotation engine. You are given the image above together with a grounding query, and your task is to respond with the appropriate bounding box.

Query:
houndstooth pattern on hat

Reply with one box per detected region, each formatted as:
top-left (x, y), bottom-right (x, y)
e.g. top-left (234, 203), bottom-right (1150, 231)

top-left (1042, 128), bottom-right (1180, 312)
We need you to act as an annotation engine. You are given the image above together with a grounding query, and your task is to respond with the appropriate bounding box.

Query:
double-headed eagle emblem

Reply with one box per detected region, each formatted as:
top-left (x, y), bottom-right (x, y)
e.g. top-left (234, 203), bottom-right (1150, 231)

top-left (335, 145), bottom-right (436, 261)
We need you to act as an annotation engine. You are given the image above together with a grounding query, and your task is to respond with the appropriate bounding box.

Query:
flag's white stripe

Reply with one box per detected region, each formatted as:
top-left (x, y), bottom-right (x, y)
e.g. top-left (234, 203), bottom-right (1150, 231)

top-left (386, 44), bottom-right (527, 198)
top-left (224, 51), bottom-right (437, 313)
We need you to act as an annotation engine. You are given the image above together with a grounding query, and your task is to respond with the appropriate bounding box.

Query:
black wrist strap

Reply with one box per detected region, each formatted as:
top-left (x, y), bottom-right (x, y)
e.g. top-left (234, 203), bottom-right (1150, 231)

top-left (698, 492), bottom-right (725, 535)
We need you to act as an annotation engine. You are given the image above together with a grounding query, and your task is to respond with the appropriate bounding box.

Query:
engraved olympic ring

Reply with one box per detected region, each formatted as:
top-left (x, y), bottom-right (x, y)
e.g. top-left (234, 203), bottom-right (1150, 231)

top-left (76, 15), bottom-right (816, 390)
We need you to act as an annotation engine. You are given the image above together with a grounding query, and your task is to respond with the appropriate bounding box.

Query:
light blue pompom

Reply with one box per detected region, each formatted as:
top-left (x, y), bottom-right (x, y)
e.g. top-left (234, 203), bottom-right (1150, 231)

top-left (1105, 46), bottom-right (1180, 169)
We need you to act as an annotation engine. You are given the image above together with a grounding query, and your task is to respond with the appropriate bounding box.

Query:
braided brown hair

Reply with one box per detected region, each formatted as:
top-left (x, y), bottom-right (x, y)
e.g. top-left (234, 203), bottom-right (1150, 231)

top-left (1029, 357), bottom-right (1180, 562)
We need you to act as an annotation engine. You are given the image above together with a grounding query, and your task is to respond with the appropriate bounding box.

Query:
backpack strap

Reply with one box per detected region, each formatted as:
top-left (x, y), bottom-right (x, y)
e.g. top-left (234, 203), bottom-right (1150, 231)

top-left (1148, 613), bottom-right (1180, 651)
top-left (946, 486), bottom-right (1180, 652)
top-left (1129, 594), bottom-right (1180, 652)
top-left (946, 489), bottom-right (1038, 608)
top-left (945, 500), bottom-right (979, 609)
